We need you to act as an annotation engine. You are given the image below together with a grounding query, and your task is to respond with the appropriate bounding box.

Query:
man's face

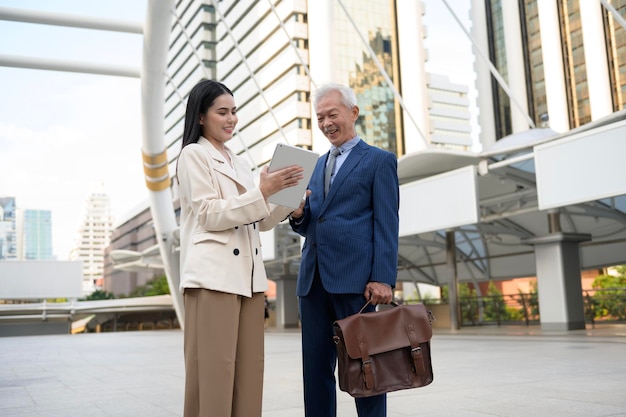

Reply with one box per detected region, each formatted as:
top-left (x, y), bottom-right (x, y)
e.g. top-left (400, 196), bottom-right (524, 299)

top-left (316, 90), bottom-right (358, 147)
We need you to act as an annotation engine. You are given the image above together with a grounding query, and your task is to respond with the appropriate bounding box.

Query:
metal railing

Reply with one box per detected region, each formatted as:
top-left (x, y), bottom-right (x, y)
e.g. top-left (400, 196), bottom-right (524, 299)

top-left (431, 289), bottom-right (626, 327)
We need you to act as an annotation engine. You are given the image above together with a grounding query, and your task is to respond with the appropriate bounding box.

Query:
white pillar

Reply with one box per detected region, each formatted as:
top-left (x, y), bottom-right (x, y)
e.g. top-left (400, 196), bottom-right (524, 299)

top-left (502, 0), bottom-right (530, 133)
top-left (142, 0), bottom-right (185, 328)
top-left (537, 1), bottom-right (569, 133)
top-left (524, 233), bottom-right (591, 331)
top-left (273, 274), bottom-right (300, 328)
top-left (580, 0), bottom-right (613, 120)
top-left (471, 0), bottom-right (496, 148)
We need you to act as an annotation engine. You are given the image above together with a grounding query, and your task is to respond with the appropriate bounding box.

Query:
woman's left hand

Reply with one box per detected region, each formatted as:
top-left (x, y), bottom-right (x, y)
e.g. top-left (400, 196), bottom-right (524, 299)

top-left (259, 165), bottom-right (304, 199)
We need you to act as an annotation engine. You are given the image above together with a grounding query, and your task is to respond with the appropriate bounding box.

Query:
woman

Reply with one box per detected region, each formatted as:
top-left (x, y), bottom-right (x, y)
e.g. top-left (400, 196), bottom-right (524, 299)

top-left (177, 79), bottom-right (303, 417)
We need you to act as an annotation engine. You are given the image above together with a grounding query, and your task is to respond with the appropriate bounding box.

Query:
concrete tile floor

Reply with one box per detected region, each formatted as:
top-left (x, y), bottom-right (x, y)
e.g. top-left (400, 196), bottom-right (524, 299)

top-left (1, 325), bottom-right (625, 417)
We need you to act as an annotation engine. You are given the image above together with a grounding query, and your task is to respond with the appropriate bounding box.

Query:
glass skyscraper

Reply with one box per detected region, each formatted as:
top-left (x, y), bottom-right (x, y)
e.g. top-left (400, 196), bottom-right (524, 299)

top-left (22, 209), bottom-right (54, 261)
top-left (0, 196), bottom-right (17, 260)
top-left (473, 0), bottom-right (626, 145)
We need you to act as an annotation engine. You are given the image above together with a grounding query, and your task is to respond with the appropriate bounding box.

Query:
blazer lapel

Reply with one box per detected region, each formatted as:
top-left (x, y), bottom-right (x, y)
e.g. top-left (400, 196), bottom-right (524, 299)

top-left (199, 138), bottom-right (250, 190)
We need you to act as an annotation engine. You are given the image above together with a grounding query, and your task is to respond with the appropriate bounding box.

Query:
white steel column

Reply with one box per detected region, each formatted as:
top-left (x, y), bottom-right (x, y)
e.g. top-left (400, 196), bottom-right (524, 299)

top-left (396, 0), bottom-right (429, 154)
top-left (580, 0), bottom-right (613, 120)
top-left (142, 0), bottom-right (184, 328)
top-left (471, 0), bottom-right (496, 148)
top-left (537, 1), bottom-right (569, 133)
top-left (502, 0), bottom-right (530, 133)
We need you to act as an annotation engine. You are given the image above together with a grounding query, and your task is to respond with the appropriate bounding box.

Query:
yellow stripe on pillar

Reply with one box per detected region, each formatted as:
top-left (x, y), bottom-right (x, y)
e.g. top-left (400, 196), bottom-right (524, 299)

top-left (142, 150), bottom-right (171, 192)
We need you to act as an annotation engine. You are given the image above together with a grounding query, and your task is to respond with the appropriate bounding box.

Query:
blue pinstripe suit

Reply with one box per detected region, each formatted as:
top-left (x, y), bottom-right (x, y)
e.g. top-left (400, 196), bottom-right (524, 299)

top-left (290, 138), bottom-right (400, 417)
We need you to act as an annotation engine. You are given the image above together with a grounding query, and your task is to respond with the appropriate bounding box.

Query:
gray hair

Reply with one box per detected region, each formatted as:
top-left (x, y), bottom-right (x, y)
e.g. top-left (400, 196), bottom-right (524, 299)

top-left (313, 83), bottom-right (357, 110)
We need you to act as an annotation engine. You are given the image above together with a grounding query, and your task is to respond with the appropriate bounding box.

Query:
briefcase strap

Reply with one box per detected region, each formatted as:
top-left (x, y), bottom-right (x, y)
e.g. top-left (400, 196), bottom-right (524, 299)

top-left (407, 323), bottom-right (426, 375)
top-left (358, 338), bottom-right (374, 389)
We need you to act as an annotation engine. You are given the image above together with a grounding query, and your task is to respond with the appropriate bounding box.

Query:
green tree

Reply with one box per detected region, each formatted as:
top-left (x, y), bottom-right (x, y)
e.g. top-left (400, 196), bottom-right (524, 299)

top-left (483, 282), bottom-right (509, 323)
top-left (591, 267), bottom-right (626, 320)
top-left (457, 283), bottom-right (479, 324)
top-left (517, 281), bottom-right (539, 322)
top-left (129, 275), bottom-right (171, 297)
top-left (84, 290), bottom-right (116, 300)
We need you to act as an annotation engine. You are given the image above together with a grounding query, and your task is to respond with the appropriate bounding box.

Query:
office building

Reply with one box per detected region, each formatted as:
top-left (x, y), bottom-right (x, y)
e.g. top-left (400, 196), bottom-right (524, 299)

top-left (472, 0), bottom-right (626, 147)
top-left (0, 196), bottom-right (17, 261)
top-left (20, 209), bottom-right (54, 261)
top-left (426, 73), bottom-right (473, 149)
top-left (103, 202), bottom-right (162, 296)
top-left (70, 190), bottom-right (115, 296)
top-left (161, 0), bottom-right (458, 173)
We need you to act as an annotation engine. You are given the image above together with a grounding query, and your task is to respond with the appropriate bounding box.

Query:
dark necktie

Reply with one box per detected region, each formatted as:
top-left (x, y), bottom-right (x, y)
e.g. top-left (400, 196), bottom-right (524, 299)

top-left (325, 148), bottom-right (341, 196)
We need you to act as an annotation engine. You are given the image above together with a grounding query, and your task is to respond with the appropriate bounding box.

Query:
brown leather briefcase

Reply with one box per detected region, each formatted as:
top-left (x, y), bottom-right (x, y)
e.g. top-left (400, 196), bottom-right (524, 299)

top-left (333, 302), bottom-right (434, 397)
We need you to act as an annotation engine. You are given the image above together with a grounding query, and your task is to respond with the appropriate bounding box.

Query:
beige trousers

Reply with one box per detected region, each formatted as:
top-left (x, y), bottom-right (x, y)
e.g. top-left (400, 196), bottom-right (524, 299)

top-left (183, 289), bottom-right (265, 417)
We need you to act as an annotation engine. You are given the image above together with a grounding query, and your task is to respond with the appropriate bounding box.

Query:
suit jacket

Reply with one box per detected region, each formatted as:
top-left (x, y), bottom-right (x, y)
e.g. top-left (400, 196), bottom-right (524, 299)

top-left (291, 138), bottom-right (400, 296)
top-left (177, 137), bottom-right (292, 297)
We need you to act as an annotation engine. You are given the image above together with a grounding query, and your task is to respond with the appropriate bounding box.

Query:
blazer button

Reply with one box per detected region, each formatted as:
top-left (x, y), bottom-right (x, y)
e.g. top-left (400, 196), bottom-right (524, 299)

top-left (233, 249), bottom-right (240, 256)
top-left (235, 226), bottom-right (239, 230)
top-left (255, 248), bottom-right (258, 255)
top-left (318, 217), bottom-right (325, 223)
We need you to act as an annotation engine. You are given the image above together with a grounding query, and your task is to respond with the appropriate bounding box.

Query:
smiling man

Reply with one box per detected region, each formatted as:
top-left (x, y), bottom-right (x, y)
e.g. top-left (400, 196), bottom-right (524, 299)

top-left (289, 82), bottom-right (400, 417)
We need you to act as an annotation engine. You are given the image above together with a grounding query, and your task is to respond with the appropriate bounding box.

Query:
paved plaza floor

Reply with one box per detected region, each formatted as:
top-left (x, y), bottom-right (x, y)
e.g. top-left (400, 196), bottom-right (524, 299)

top-left (1, 325), bottom-right (626, 417)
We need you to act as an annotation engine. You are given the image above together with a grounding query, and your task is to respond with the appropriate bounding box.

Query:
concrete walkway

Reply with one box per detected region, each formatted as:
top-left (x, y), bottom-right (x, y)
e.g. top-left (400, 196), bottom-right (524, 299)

top-left (1, 325), bottom-right (626, 416)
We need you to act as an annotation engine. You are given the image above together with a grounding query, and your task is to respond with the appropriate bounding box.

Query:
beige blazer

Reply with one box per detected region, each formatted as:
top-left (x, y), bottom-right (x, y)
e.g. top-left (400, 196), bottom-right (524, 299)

top-left (177, 137), bottom-right (292, 297)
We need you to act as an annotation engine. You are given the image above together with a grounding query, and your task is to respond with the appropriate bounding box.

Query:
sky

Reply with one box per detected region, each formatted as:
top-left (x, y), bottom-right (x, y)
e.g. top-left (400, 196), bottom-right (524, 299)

top-left (0, 0), bottom-right (474, 261)
top-left (0, 0), bottom-right (148, 260)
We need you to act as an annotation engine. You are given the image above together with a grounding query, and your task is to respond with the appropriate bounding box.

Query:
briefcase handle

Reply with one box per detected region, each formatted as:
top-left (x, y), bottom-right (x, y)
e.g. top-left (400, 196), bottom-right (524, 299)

top-left (357, 300), bottom-right (398, 314)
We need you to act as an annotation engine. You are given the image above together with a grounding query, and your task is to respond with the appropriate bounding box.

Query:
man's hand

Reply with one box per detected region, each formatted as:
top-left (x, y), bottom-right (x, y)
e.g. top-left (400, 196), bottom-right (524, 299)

top-left (364, 282), bottom-right (393, 305)
top-left (290, 189), bottom-right (311, 219)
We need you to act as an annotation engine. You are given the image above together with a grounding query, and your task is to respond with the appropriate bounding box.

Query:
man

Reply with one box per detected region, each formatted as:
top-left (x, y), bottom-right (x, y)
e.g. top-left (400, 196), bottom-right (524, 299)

top-left (289, 83), bottom-right (400, 417)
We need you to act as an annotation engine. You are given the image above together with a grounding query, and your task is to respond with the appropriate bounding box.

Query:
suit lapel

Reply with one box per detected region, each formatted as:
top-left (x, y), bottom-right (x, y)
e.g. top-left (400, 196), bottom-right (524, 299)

top-left (323, 140), bottom-right (367, 202)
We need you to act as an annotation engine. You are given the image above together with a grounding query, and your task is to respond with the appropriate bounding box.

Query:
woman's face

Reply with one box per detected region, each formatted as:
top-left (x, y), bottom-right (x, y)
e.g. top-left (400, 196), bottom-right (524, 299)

top-left (199, 93), bottom-right (238, 145)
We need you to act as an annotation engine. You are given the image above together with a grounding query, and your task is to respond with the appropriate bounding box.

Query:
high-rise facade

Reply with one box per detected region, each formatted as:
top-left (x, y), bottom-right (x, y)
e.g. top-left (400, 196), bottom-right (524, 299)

top-left (0, 196), bottom-right (17, 260)
top-left (426, 73), bottom-right (473, 148)
top-left (472, 0), bottom-right (626, 147)
top-left (21, 209), bottom-right (54, 261)
top-left (161, 0), bottom-right (452, 179)
top-left (70, 190), bottom-right (115, 295)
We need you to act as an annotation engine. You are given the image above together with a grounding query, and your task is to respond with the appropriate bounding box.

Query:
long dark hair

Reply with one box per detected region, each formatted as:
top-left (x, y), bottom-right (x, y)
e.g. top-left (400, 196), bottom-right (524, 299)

top-left (176, 80), bottom-right (233, 181)
top-left (181, 79), bottom-right (234, 149)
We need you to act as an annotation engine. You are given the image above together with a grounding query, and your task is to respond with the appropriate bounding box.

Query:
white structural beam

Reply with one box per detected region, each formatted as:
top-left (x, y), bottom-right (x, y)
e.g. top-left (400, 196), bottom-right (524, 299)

top-left (537, 1), bottom-right (569, 132)
top-left (0, 6), bottom-right (142, 34)
top-left (0, 53), bottom-right (140, 78)
top-left (307, 0), bottom-right (336, 151)
top-left (396, 0), bottom-right (430, 154)
top-left (141, 0), bottom-right (184, 328)
top-left (501, 0), bottom-right (530, 133)
top-left (580, 0), bottom-right (613, 121)
top-left (471, 0), bottom-right (496, 148)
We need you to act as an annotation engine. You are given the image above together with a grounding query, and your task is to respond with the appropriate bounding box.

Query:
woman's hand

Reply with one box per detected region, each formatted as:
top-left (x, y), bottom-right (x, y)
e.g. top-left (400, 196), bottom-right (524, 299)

top-left (259, 164), bottom-right (304, 199)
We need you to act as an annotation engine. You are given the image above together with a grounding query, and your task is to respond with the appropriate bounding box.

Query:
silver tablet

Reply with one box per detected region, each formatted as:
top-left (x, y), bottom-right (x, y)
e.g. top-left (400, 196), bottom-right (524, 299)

top-left (267, 143), bottom-right (319, 208)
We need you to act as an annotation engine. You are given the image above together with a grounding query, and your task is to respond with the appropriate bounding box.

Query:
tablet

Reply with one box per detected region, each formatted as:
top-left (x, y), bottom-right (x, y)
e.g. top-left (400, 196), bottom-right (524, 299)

top-left (267, 143), bottom-right (319, 208)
